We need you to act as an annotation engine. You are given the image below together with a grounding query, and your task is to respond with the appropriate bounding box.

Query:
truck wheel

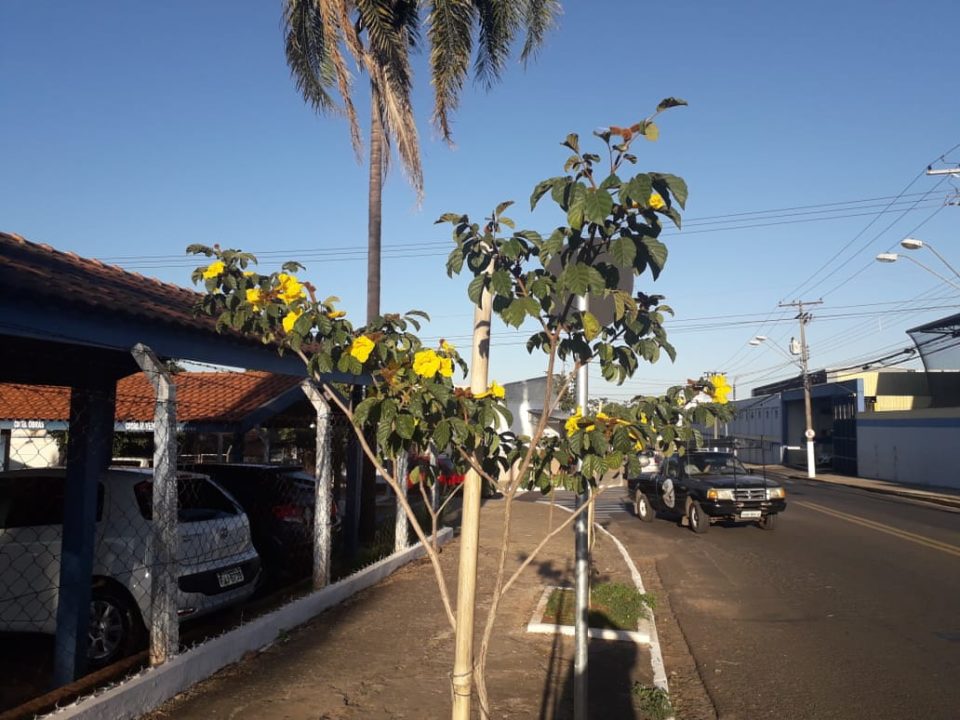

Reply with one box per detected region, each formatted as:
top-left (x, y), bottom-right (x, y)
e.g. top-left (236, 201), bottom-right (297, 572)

top-left (688, 500), bottom-right (709, 534)
top-left (759, 513), bottom-right (778, 531)
top-left (634, 489), bottom-right (655, 522)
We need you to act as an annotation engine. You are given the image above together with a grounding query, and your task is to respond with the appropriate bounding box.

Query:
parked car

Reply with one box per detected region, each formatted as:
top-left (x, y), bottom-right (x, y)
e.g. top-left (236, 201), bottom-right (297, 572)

top-left (179, 463), bottom-right (339, 586)
top-left (628, 450), bottom-right (786, 532)
top-left (0, 468), bottom-right (260, 667)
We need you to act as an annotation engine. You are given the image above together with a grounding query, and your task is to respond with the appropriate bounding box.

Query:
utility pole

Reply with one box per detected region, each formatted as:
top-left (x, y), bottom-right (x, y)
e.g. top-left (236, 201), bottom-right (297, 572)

top-left (703, 370), bottom-right (724, 443)
top-left (779, 299), bottom-right (822, 479)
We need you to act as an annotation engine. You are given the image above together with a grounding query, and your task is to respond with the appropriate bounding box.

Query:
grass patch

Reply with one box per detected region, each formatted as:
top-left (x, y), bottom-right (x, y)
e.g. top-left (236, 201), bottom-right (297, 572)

top-left (633, 684), bottom-right (673, 720)
top-left (541, 582), bottom-right (655, 631)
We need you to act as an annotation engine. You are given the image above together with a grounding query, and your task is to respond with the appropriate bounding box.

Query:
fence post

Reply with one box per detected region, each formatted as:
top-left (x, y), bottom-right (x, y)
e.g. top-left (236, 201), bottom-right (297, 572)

top-left (300, 380), bottom-right (332, 589)
top-left (131, 344), bottom-right (179, 666)
top-left (393, 453), bottom-right (410, 553)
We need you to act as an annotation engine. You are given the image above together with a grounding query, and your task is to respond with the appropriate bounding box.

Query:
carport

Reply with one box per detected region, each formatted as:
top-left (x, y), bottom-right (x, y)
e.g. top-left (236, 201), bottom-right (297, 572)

top-left (0, 232), bottom-right (364, 689)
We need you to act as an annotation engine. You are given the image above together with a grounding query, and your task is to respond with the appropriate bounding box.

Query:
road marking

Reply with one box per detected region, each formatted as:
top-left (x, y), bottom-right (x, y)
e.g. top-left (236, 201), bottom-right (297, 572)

top-left (795, 501), bottom-right (960, 558)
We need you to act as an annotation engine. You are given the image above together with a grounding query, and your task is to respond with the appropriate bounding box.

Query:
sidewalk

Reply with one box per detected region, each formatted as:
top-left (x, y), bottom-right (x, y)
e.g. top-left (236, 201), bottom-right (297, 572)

top-left (143, 498), bottom-right (657, 720)
top-left (760, 464), bottom-right (960, 509)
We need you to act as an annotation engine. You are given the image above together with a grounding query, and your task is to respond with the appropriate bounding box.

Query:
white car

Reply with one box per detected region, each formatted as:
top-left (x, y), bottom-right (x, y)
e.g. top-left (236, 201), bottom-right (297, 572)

top-left (0, 468), bottom-right (260, 666)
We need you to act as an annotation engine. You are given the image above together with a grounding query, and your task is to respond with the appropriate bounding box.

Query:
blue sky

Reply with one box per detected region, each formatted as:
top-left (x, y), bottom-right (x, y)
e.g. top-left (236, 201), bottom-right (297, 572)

top-left (2, 0), bottom-right (958, 400)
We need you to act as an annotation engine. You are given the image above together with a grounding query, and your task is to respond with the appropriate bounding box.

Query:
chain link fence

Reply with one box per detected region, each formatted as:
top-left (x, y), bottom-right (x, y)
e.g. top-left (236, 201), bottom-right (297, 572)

top-left (0, 361), bottom-right (366, 714)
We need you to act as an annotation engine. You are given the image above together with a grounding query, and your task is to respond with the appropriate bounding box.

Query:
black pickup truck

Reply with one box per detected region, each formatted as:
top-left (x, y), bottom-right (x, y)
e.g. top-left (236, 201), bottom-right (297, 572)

top-left (627, 450), bottom-right (786, 532)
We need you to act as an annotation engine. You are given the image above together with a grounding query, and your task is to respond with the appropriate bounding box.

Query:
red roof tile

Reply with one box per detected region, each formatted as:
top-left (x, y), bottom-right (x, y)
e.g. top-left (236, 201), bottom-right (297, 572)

top-left (0, 371), bottom-right (303, 424)
top-left (0, 231), bottom-right (222, 335)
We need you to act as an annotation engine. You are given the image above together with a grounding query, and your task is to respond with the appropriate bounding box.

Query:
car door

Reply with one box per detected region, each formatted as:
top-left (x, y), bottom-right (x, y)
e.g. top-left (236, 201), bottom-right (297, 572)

top-left (654, 457), bottom-right (682, 515)
top-left (0, 472), bottom-right (104, 634)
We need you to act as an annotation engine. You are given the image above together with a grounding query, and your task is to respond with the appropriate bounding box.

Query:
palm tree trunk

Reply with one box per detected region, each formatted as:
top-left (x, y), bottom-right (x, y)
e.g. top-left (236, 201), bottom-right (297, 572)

top-left (360, 98), bottom-right (385, 542)
top-left (367, 101), bottom-right (383, 323)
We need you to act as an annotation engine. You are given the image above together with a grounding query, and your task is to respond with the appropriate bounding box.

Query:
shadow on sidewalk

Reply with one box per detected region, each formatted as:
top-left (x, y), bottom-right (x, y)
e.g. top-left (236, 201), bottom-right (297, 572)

top-left (532, 563), bottom-right (640, 719)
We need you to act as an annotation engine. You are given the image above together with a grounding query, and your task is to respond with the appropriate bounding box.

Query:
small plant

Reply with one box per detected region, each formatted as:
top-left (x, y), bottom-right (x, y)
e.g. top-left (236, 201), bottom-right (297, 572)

top-left (633, 684), bottom-right (673, 720)
top-left (542, 582), bottom-right (655, 631)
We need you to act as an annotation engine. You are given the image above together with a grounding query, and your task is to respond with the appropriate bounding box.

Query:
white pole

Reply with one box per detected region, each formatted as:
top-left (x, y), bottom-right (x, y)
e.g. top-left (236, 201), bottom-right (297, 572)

top-left (574, 294), bottom-right (590, 720)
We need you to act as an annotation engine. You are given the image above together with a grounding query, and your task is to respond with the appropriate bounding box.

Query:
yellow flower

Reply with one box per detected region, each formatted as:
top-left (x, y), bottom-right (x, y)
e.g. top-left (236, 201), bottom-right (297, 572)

top-left (349, 335), bottom-right (375, 363)
top-left (202, 260), bottom-right (225, 279)
top-left (439, 356), bottom-right (453, 378)
top-left (243, 270), bottom-right (255, 277)
top-left (708, 373), bottom-right (732, 404)
top-left (649, 192), bottom-right (666, 210)
top-left (441, 339), bottom-right (455, 354)
top-left (413, 349), bottom-right (442, 378)
top-left (596, 411), bottom-right (610, 421)
top-left (326, 310), bottom-right (346, 319)
top-left (634, 440), bottom-right (645, 451)
top-left (565, 407), bottom-right (583, 436)
top-left (246, 287), bottom-right (264, 309)
top-left (282, 308), bottom-right (302, 333)
top-left (277, 273), bottom-right (306, 303)
top-left (490, 381), bottom-right (505, 399)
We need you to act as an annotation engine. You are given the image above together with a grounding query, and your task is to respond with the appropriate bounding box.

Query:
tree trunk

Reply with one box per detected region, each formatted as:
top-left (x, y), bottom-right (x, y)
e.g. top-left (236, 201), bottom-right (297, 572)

top-left (359, 99), bottom-right (385, 542)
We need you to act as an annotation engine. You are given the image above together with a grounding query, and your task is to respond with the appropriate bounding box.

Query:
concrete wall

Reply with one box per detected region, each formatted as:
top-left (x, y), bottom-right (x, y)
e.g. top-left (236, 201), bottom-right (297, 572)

top-left (727, 394), bottom-right (783, 465)
top-left (857, 408), bottom-right (960, 489)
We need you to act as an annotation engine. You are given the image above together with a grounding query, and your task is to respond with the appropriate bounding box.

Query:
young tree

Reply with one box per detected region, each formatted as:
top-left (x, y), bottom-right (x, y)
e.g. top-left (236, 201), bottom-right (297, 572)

top-left (189, 99), bottom-right (731, 718)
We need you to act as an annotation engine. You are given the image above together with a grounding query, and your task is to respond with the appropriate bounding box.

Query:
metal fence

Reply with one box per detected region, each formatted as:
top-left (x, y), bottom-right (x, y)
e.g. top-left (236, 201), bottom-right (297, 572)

top-left (0, 352), bottom-right (379, 714)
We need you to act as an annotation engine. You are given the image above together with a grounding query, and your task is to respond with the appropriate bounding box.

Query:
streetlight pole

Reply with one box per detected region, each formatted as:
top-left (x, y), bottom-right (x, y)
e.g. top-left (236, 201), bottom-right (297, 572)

top-left (573, 294), bottom-right (590, 720)
top-left (778, 300), bottom-right (822, 479)
top-left (876, 252), bottom-right (960, 292)
top-left (900, 238), bottom-right (960, 284)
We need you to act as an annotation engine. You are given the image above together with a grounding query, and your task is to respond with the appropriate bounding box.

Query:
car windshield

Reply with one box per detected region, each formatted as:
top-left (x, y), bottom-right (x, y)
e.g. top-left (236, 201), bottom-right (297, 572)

top-left (686, 454), bottom-right (747, 476)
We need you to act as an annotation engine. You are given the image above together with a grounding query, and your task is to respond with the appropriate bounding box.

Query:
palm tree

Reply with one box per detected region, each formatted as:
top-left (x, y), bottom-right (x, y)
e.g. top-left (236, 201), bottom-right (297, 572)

top-left (283, 0), bottom-right (560, 542)
top-left (283, 0), bottom-right (560, 322)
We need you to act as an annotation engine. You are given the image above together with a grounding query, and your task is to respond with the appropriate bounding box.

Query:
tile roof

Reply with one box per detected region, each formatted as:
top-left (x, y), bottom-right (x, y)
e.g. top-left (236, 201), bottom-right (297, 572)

top-left (0, 371), bottom-right (303, 424)
top-left (0, 231), bottom-right (224, 336)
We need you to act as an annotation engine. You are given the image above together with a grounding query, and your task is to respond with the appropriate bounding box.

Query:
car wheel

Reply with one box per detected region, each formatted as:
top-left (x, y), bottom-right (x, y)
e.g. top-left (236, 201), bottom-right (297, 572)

top-left (634, 489), bottom-right (655, 522)
top-left (88, 586), bottom-right (144, 668)
top-left (688, 500), bottom-right (709, 534)
top-left (759, 513), bottom-right (778, 531)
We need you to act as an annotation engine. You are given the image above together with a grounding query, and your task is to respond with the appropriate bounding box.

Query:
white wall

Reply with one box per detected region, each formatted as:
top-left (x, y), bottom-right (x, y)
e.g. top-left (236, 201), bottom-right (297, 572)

top-left (727, 394), bottom-right (783, 465)
top-left (7, 429), bottom-right (61, 469)
top-left (857, 409), bottom-right (960, 489)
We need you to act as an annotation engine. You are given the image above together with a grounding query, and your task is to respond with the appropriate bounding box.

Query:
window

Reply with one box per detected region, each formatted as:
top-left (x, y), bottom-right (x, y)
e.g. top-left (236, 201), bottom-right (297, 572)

top-left (0, 475), bottom-right (103, 528)
top-left (135, 475), bottom-right (239, 522)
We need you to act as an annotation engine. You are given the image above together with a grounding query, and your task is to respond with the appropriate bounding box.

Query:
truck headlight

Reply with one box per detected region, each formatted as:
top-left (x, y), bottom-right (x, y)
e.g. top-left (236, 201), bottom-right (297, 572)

top-left (766, 487), bottom-right (786, 500)
top-left (707, 488), bottom-right (735, 501)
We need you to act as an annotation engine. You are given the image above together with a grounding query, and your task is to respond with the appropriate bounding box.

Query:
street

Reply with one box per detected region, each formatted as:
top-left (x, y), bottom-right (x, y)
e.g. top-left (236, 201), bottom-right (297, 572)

top-left (577, 477), bottom-right (960, 719)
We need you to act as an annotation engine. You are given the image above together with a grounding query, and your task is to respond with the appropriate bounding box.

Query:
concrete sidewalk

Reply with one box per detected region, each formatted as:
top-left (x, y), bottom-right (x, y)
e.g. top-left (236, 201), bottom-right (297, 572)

top-left (760, 464), bottom-right (960, 509)
top-left (143, 498), bottom-right (658, 720)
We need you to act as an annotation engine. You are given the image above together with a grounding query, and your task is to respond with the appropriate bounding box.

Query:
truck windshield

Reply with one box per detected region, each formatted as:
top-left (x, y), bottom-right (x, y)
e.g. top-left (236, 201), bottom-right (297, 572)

top-left (687, 454), bottom-right (747, 476)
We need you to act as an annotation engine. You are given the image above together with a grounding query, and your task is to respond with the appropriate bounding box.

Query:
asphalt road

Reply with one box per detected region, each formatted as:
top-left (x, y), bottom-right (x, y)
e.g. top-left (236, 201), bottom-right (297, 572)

top-left (596, 477), bottom-right (960, 720)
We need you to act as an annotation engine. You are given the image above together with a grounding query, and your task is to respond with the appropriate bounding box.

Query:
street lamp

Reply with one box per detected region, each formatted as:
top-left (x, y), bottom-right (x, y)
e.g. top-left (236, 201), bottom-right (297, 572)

top-left (900, 237), bottom-right (960, 282)
top-left (874, 252), bottom-right (960, 292)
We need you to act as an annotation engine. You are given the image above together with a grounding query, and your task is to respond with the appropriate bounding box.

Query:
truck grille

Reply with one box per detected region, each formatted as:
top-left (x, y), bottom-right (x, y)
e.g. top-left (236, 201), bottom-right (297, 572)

top-left (734, 488), bottom-right (766, 502)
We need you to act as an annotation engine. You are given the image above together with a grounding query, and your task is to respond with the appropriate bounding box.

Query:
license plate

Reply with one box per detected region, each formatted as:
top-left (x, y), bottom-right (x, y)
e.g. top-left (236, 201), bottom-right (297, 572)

top-left (217, 567), bottom-right (244, 588)
top-left (740, 510), bottom-right (762, 519)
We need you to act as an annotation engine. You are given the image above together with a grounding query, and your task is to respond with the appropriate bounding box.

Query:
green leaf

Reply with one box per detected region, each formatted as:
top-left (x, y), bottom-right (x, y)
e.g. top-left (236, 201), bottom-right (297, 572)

top-left (491, 269), bottom-right (513, 297)
top-left (584, 188), bottom-right (614, 225)
top-left (530, 177), bottom-right (562, 210)
top-left (500, 297), bottom-right (539, 328)
top-left (467, 275), bottom-right (487, 306)
top-left (609, 236), bottom-right (637, 268)
top-left (641, 237), bottom-right (668, 279)
top-left (433, 420), bottom-right (452, 450)
top-left (567, 184), bottom-right (586, 230)
top-left (664, 206), bottom-right (682, 229)
top-left (436, 212), bottom-right (465, 224)
top-left (376, 418), bottom-right (392, 449)
top-left (559, 263), bottom-right (605, 296)
top-left (657, 173), bottom-right (688, 209)
top-left (395, 414), bottom-right (416, 440)
top-left (656, 97), bottom-right (688, 111)
top-left (446, 247), bottom-right (464, 276)
top-left (622, 174), bottom-right (653, 207)
top-left (599, 174), bottom-right (621, 191)
top-left (562, 133), bottom-right (580, 153)
top-left (582, 311), bottom-right (600, 342)
top-left (495, 200), bottom-right (514, 216)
